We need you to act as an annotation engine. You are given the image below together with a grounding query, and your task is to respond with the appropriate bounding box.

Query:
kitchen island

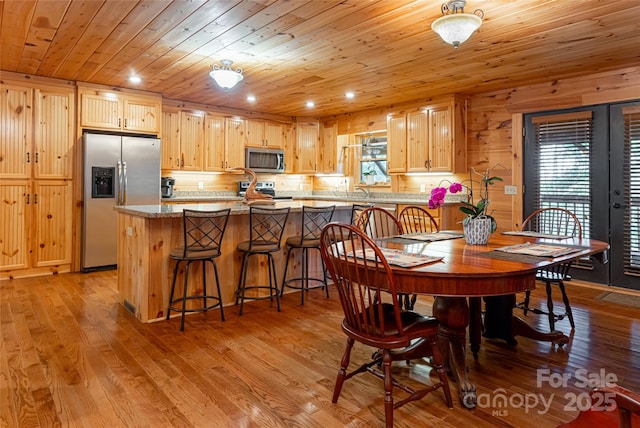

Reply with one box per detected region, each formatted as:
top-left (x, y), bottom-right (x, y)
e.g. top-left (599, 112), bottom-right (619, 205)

top-left (114, 200), bottom-right (352, 323)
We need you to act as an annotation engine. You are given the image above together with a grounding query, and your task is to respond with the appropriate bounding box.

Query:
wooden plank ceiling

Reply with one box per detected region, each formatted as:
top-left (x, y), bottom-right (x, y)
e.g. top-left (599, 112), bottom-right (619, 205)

top-left (1, 0), bottom-right (639, 118)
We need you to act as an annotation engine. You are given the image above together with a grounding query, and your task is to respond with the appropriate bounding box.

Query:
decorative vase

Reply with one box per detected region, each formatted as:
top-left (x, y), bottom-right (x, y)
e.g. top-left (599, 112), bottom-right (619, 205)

top-left (463, 217), bottom-right (492, 245)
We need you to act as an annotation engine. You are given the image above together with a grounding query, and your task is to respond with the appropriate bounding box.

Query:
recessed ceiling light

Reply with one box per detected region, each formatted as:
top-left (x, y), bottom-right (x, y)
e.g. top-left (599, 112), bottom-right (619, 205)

top-left (345, 91), bottom-right (355, 99)
top-left (247, 95), bottom-right (256, 102)
top-left (306, 101), bottom-right (315, 108)
top-left (129, 75), bottom-right (142, 84)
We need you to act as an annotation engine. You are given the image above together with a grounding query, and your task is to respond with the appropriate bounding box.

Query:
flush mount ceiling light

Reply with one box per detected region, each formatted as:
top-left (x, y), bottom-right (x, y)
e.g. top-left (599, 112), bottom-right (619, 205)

top-left (209, 59), bottom-right (244, 89)
top-left (431, 0), bottom-right (484, 48)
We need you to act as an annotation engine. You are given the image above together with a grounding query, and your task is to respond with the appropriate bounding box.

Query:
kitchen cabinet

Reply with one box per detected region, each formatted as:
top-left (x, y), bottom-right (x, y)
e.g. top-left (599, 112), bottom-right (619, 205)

top-left (161, 110), bottom-right (181, 169)
top-left (387, 112), bottom-right (407, 173)
top-left (296, 121), bottom-right (319, 174)
top-left (160, 110), bottom-right (204, 171)
top-left (246, 119), bottom-right (285, 149)
top-left (389, 95), bottom-right (467, 174)
top-left (1, 81), bottom-right (74, 278)
top-left (179, 112), bottom-right (204, 170)
top-left (319, 121), bottom-right (342, 173)
top-left (79, 85), bottom-right (161, 134)
top-left (406, 95), bottom-right (467, 173)
top-left (225, 116), bottom-right (246, 170)
top-left (204, 115), bottom-right (226, 172)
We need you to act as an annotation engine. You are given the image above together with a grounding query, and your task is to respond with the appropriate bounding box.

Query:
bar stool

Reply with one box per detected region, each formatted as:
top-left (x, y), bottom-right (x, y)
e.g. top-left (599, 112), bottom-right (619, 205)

top-left (280, 205), bottom-right (335, 305)
top-left (350, 203), bottom-right (373, 225)
top-left (166, 208), bottom-right (230, 331)
top-left (235, 206), bottom-right (290, 316)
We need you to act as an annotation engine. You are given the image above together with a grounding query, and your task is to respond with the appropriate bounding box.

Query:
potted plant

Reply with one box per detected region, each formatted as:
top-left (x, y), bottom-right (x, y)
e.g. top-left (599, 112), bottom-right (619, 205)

top-left (362, 167), bottom-right (376, 185)
top-left (428, 168), bottom-right (503, 244)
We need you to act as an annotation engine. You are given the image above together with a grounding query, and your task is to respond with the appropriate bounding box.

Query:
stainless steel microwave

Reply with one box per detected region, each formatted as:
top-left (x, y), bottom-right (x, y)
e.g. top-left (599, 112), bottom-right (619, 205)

top-left (245, 147), bottom-right (285, 173)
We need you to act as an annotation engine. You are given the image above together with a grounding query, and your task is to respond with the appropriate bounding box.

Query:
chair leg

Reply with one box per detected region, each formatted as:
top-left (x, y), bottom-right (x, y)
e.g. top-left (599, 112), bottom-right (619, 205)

top-left (280, 246), bottom-right (293, 297)
top-left (301, 247), bottom-right (308, 305)
top-left (268, 253), bottom-right (281, 312)
top-left (332, 337), bottom-right (354, 403)
top-left (166, 260), bottom-right (181, 320)
top-left (180, 261), bottom-right (192, 332)
top-left (382, 350), bottom-right (394, 428)
top-left (545, 281), bottom-right (555, 331)
top-left (202, 260), bottom-right (208, 310)
top-left (236, 253), bottom-right (250, 316)
top-left (430, 336), bottom-right (453, 408)
top-left (211, 260), bottom-right (225, 322)
top-left (523, 290), bottom-right (531, 316)
top-left (317, 247), bottom-right (330, 298)
top-left (558, 280), bottom-right (575, 329)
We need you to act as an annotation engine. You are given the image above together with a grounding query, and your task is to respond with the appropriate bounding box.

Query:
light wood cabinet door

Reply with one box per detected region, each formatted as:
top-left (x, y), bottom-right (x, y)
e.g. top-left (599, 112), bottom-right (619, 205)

top-left (296, 122), bottom-right (319, 174)
top-left (387, 113), bottom-right (407, 173)
top-left (34, 89), bottom-right (74, 179)
top-left (406, 109), bottom-right (430, 172)
top-left (204, 115), bottom-right (226, 172)
top-left (161, 110), bottom-right (181, 169)
top-left (32, 180), bottom-right (72, 267)
top-left (319, 121), bottom-right (338, 173)
top-left (123, 97), bottom-right (160, 134)
top-left (246, 119), bottom-right (284, 148)
top-left (179, 112), bottom-right (204, 171)
top-left (263, 122), bottom-right (284, 149)
top-left (81, 91), bottom-right (122, 130)
top-left (225, 117), bottom-right (246, 170)
top-left (282, 123), bottom-right (295, 173)
top-left (0, 180), bottom-right (30, 271)
top-left (0, 85), bottom-right (33, 178)
top-left (429, 103), bottom-right (454, 172)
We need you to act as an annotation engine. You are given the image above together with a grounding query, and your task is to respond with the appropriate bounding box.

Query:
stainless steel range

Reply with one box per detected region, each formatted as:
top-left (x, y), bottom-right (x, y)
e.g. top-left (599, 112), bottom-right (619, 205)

top-left (238, 181), bottom-right (293, 199)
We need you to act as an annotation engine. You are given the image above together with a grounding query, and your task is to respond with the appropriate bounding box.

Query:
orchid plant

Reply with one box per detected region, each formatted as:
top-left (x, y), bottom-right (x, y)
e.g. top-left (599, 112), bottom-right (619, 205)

top-left (428, 169), bottom-right (504, 232)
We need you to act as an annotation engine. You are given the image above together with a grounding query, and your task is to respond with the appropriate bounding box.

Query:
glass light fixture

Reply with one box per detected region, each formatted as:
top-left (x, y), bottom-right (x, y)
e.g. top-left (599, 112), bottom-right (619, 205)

top-left (431, 0), bottom-right (484, 48)
top-left (209, 59), bottom-right (244, 89)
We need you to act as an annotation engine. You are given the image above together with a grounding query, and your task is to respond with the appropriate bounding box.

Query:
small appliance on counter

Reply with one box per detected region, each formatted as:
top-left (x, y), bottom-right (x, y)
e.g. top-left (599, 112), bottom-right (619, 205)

top-left (161, 177), bottom-right (175, 198)
top-left (238, 181), bottom-right (293, 199)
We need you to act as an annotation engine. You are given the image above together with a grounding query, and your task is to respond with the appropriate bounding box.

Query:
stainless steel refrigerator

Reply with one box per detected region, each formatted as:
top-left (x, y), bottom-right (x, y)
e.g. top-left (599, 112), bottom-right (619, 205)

top-left (82, 133), bottom-right (161, 271)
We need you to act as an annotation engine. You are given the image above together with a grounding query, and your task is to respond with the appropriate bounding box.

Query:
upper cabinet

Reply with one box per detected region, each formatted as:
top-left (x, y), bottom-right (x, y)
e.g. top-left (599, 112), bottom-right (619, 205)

top-left (160, 110), bottom-right (204, 171)
top-left (390, 94), bottom-right (467, 174)
top-left (319, 120), bottom-right (339, 174)
top-left (246, 119), bottom-right (285, 149)
top-left (225, 117), bottom-right (247, 171)
top-left (296, 121), bottom-right (320, 174)
top-left (1, 83), bottom-right (74, 180)
top-left (79, 85), bottom-right (161, 134)
top-left (387, 112), bottom-right (407, 173)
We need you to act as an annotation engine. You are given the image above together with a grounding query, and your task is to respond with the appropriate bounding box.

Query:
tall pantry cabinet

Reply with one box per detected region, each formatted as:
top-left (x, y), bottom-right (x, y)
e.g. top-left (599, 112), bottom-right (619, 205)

top-left (1, 81), bottom-right (75, 278)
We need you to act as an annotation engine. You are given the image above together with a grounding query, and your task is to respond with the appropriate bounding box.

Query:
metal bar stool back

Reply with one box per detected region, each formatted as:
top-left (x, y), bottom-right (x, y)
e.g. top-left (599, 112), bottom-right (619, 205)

top-left (235, 206), bottom-right (291, 315)
top-left (166, 208), bottom-right (231, 331)
top-left (281, 205), bottom-right (335, 304)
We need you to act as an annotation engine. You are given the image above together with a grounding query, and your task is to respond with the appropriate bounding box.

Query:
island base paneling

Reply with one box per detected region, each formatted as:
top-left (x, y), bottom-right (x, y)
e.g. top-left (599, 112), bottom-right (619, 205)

top-left (117, 206), bottom-right (350, 323)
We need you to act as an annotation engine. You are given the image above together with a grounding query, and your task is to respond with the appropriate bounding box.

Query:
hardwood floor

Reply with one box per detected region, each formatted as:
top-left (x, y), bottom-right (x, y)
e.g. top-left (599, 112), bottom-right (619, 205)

top-left (1, 271), bottom-right (639, 427)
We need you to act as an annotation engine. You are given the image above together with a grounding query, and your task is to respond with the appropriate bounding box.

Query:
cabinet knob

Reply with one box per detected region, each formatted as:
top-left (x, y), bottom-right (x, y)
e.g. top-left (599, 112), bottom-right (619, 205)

top-left (118, 118), bottom-right (122, 127)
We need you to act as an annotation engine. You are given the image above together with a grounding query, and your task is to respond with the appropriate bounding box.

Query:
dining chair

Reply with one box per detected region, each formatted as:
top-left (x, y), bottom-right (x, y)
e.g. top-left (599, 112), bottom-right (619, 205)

top-left (516, 207), bottom-right (583, 331)
top-left (350, 202), bottom-right (373, 225)
top-left (356, 206), bottom-right (402, 238)
top-left (280, 205), bottom-right (335, 305)
top-left (320, 223), bottom-right (452, 427)
top-left (166, 208), bottom-right (230, 331)
top-left (235, 206), bottom-right (290, 316)
top-left (557, 385), bottom-right (640, 428)
top-left (357, 206), bottom-right (419, 310)
top-left (398, 205), bottom-right (440, 234)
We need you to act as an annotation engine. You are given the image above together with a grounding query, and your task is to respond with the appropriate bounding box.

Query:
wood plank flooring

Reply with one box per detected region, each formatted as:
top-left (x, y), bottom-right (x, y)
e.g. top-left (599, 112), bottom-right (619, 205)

top-left (1, 271), bottom-right (639, 427)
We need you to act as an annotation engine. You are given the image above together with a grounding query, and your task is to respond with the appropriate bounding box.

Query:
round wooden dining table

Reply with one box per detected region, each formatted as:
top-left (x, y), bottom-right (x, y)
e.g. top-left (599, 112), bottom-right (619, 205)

top-left (374, 232), bottom-right (609, 408)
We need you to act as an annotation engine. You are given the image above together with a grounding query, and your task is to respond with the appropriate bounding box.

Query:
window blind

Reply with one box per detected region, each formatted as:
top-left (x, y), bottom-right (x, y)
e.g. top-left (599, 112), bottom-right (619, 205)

top-left (623, 107), bottom-right (640, 276)
top-left (532, 112), bottom-right (592, 240)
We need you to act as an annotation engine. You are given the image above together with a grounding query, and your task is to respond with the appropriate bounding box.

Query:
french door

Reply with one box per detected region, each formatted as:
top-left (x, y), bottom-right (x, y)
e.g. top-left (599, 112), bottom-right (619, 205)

top-left (524, 101), bottom-right (640, 290)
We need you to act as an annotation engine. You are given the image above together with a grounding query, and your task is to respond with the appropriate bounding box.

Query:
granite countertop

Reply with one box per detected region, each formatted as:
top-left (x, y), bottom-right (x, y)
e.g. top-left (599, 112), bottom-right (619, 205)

top-left (115, 199), bottom-right (354, 219)
top-left (163, 191), bottom-right (468, 206)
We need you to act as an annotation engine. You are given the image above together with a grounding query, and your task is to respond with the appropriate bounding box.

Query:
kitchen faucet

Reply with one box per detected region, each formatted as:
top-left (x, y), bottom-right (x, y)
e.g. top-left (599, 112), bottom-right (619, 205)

top-left (356, 186), bottom-right (371, 198)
